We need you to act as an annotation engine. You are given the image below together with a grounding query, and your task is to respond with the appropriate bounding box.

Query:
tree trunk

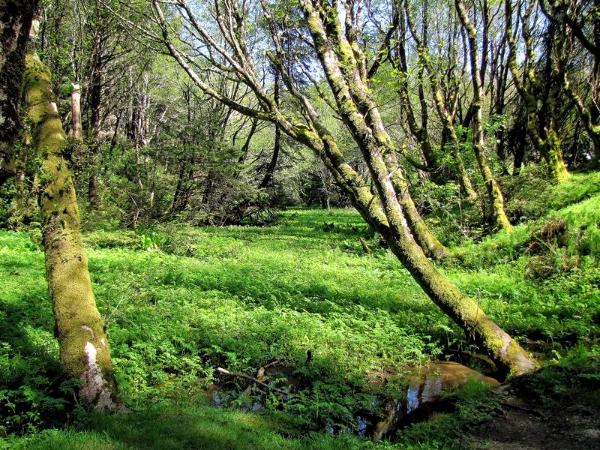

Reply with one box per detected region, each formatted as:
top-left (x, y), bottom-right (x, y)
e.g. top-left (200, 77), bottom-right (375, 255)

top-left (312, 129), bottom-right (536, 376)
top-left (544, 128), bottom-right (569, 182)
top-left (88, 173), bottom-right (99, 208)
top-left (260, 123), bottom-right (280, 189)
top-left (386, 151), bottom-right (449, 260)
top-left (433, 90), bottom-right (479, 204)
top-left (456, 0), bottom-right (512, 233)
top-left (69, 82), bottom-right (84, 171)
top-left (87, 41), bottom-right (103, 209)
top-left (238, 118), bottom-right (258, 164)
top-left (0, 0), bottom-right (39, 186)
top-left (170, 160), bottom-right (186, 214)
top-left (300, 0), bottom-right (534, 374)
top-left (260, 69), bottom-right (282, 189)
top-left (24, 51), bottom-right (120, 411)
top-left (505, 0), bottom-right (569, 182)
top-left (382, 223), bottom-right (536, 376)
top-left (71, 83), bottom-right (83, 140)
top-left (395, 2), bottom-right (447, 184)
top-left (538, 20), bottom-right (569, 182)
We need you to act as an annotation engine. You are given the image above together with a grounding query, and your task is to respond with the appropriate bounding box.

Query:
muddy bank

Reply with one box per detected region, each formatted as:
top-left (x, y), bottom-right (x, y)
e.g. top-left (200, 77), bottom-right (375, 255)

top-left (469, 388), bottom-right (599, 449)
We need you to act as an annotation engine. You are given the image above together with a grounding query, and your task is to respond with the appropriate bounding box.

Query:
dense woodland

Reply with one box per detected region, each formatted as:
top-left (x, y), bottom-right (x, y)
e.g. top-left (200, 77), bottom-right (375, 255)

top-left (0, 0), bottom-right (599, 448)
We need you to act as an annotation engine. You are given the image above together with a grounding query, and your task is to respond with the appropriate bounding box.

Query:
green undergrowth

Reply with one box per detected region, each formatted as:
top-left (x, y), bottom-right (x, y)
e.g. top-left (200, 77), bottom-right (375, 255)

top-left (448, 190), bottom-right (600, 346)
top-left (454, 193), bottom-right (600, 269)
top-left (2, 175), bottom-right (600, 448)
top-left (512, 343), bottom-right (600, 409)
top-left (428, 169), bottom-right (600, 244)
top-left (504, 169), bottom-right (600, 221)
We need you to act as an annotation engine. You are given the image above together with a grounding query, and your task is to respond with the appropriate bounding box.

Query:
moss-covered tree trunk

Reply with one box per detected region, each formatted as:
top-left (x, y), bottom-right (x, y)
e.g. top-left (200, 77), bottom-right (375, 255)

top-left (314, 128), bottom-right (535, 375)
top-left (154, 0), bottom-right (537, 376)
top-left (456, 0), bottom-right (512, 233)
top-left (505, 0), bottom-right (569, 182)
top-left (307, 119), bottom-right (536, 376)
top-left (24, 51), bottom-right (120, 411)
top-left (431, 89), bottom-right (479, 204)
top-left (298, 0), bottom-right (534, 375)
top-left (544, 128), bottom-right (569, 182)
top-left (386, 151), bottom-right (449, 260)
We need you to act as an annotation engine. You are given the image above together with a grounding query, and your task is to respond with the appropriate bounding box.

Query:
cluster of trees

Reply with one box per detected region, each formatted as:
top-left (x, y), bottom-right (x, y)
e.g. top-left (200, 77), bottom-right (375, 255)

top-left (1, 0), bottom-right (598, 410)
top-left (2, 0), bottom-right (345, 229)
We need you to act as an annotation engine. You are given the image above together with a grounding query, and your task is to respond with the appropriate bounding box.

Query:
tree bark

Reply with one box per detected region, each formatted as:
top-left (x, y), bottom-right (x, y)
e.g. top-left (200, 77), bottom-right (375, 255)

top-left (260, 69), bottom-right (281, 189)
top-left (386, 151), bottom-right (449, 260)
top-left (299, 0), bottom-right (533, 374)
top-left (303, 123), bottom-right (535, 376)
top-left (260, 122), bottom-right (281, 188)
top-left (153, 0), bottom-right (537, 376)
top-left (71, 83), bottom-right (83, 141)
top-left (455, 0), bottom-right (513, 232)
top-left (395, 2), bottom-right (447, 183)
top-left (505, 0), bottom-right (569, 182)
top-left (87, 36), bottom-right (103, 209)
top-left (24, 50), bottom-right (120, 411)
top-left (432, 87), bottom-right (479, 204)
top-left (0, 0), bottom-right (39, 186)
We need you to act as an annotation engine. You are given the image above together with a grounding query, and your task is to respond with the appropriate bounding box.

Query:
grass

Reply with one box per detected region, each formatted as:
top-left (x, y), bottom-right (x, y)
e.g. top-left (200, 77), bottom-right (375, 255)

top-left (450, 191), bottom-right (600, 344)
top-left (1, 175), bottom-right (599, 449)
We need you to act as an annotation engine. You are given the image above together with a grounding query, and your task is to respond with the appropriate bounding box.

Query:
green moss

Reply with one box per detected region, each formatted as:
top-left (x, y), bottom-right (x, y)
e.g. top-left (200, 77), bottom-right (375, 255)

top-left (545, 129), bottom-right (570, 183)
top-left (23, 51), bottom-right (119, 409)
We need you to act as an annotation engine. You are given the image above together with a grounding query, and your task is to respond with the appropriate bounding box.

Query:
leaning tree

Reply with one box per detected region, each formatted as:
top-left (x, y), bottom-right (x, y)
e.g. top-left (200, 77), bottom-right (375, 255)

top-left (0, 2), bottom-right (121, 410)
top-left (138, 0), bottom-right (537, 375)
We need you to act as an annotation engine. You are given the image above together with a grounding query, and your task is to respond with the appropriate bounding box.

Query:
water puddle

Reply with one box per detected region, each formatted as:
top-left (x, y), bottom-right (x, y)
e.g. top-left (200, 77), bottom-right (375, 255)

top-left (371, 361), bottom-right (500, 439)
top-left (209, 360), bottom-right (500, 440)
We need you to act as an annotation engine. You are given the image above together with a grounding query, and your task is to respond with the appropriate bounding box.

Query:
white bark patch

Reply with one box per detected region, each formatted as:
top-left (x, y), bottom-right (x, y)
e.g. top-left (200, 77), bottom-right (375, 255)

top-left (96, 388), bottom-right (115, 410)
top-left (0, 92), bottom-right (6, 126)
top-left (79, 341), bottom-right (116, 411)
top-left (80, 341), bottom-right (102, 399)
top-left (29, 20), bottom-right (39, 39)
top-left (81, 325), bottom-right (95, 339)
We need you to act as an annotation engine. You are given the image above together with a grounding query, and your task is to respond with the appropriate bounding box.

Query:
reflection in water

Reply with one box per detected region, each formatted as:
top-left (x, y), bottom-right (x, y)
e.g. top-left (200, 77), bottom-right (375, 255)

top-left (374, 361), bottom-right (500, 440)
top-left (406, 386), bottom-right (419, 414)
top-left (356, 415), bottom-right (369, 437)
top-left (419, 376), bottom-right (443, 411)
top-left (211, 360), bottom-right (500, 440)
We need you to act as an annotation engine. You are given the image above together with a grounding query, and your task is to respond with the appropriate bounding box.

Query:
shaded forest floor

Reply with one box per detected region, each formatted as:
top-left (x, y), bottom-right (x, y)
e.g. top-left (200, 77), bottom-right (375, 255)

top-left (1, 172), bottom-right (600, 449)
top-left (471, 392), bottom-right (599, 450)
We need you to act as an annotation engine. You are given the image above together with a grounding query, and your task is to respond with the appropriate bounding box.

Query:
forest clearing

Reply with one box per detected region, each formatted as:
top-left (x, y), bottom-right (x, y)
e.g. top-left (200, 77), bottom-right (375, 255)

top-left (3, 182), bottom-right (600, 448)
top-left (1, 0), bottom-right (600, 448)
